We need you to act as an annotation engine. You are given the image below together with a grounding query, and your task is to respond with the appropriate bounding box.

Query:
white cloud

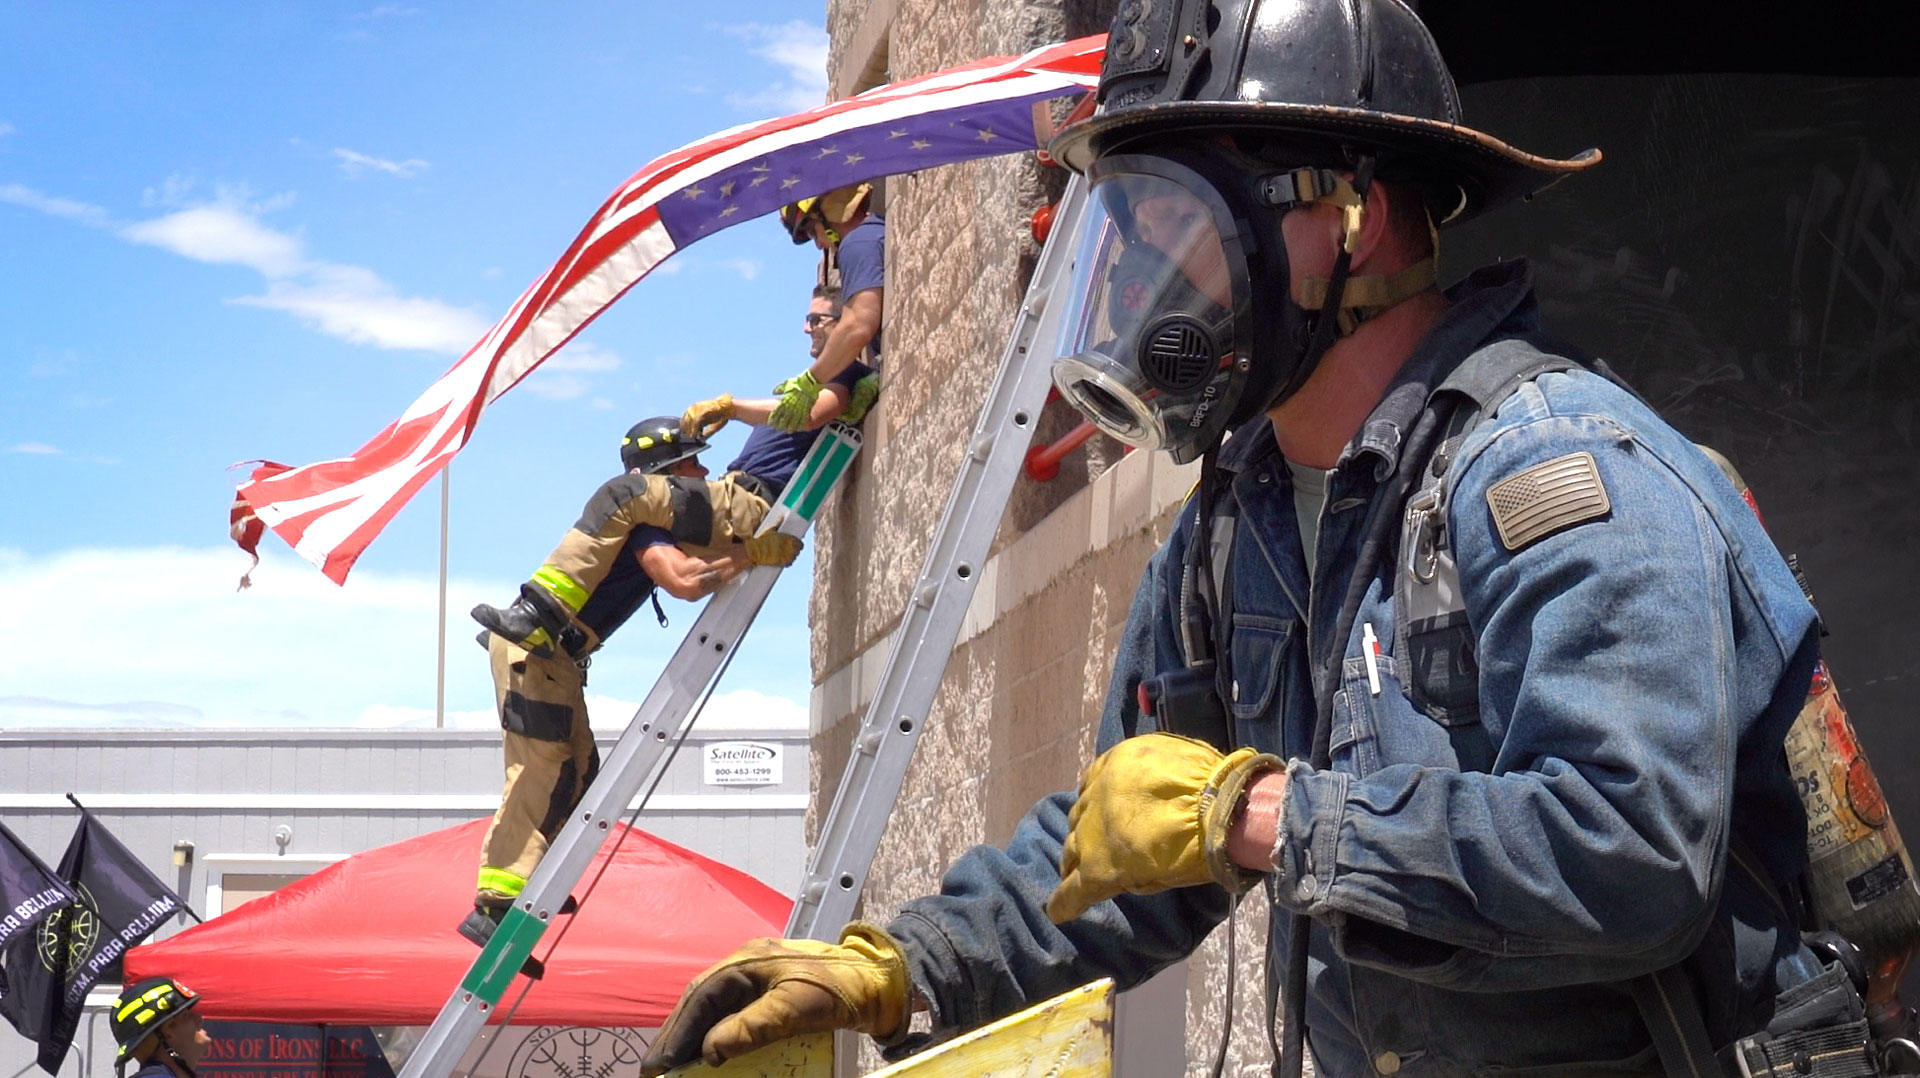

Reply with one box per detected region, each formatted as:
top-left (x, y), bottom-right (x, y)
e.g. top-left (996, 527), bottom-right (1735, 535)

top-left (719, 258), bottom-right (762, 281)
top-left (544, 342), bottom-right (622, 374)
top-left (0, 183), bottom-right (111, 227)
top-left (723, 22), bottom-right (829, 114)
top-left (676, 688), bottom-right (809, 730)
top-left (122, 201), bottom-right (489, 351)
top-left (5, 442), bottom-right (117, 464)
top-left (140, 174), bottom-right (201, 209)
top-left (0, 697), bottom-right (206, 727)
top-left (333, 148), bottom-right (428, 179)
top-left (122, 202), bottom-right (307, 276)
top-left (355, 4), bottom-right (419, 17)
top-left (0, 546), bottom-right (810, 730)
top-left (350, 702), bottom-right (497, 729)
top-left (522, 341), bottom-right (623, 401)
top-left (233, 268), bottom-right (490, 353)
top-left (0, 181), bottom-right (488, 355)
top-left (352, 688), bottom-right (804, 732)
top-left (5, 179), bottom-right (482, 354)
top-left (0, 122), bottom-right (16, 138)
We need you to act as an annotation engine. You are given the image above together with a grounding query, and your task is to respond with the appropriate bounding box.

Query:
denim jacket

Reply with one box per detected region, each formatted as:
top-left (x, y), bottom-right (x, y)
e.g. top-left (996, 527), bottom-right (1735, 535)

top-left (887, 261), bottom-right (1826, 1075)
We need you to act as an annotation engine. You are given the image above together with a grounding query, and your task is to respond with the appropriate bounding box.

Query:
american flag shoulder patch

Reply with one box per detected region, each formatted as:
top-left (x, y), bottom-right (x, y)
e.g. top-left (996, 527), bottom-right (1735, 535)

top-left (1485, 451), bottom-right (1611, 552)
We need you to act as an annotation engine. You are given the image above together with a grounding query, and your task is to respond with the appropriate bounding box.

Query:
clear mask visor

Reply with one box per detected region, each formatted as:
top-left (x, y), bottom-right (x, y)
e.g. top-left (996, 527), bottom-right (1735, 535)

top-left (1050, 166), bottom-right (1244, 460)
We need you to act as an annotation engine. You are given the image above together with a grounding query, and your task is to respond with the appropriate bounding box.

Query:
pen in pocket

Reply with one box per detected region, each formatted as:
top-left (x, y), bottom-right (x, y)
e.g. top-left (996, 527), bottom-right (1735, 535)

top-left (1361, 622), bottom-right (1383, 696)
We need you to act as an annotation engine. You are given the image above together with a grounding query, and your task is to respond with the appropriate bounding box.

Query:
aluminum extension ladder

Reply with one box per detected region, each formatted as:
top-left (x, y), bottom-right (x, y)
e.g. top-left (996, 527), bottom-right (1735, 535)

top-left (785, 173), bottom-right (1087, 938)
top-left (399, 171), bottom-right (1088, 1078)
top-left (399, 420), bottom-right (863, 1078)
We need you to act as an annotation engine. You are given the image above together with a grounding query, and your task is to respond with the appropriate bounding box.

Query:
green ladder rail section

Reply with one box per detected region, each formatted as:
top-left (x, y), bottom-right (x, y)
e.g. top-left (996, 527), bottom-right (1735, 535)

top-left (398, 421), bottom-right (864, 1078)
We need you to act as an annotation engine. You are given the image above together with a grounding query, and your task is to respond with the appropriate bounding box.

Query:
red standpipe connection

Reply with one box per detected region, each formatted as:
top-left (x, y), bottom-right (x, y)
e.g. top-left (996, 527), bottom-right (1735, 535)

top-left (1024, 419), bottom-right (1100, 482)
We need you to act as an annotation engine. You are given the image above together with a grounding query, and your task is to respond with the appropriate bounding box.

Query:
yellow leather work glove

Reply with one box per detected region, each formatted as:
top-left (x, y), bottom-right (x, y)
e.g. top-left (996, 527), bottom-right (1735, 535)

top-left (639, 922), bottom-right (910, 1077)
top-left (682, 393), bottom-right (736, 440)
top-left (1047, 733), bottom-right (1283, 924)
top-left (743, 530), bottom-right (802, 567)
top-left (768, 371), bottom-right (825, 432)
top-left (837, 372), bottom-right (881, 425)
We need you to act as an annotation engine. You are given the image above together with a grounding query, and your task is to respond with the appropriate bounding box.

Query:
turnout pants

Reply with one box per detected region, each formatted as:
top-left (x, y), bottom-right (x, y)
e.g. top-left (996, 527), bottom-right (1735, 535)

top-left (477, 634), bottom-right (600, 905)
top-left (535, 471), bottom-right (771, 610)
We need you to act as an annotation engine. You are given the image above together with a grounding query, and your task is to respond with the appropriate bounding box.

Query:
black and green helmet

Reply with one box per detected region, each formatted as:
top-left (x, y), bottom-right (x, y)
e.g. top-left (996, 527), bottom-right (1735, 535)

top-left (111, 976), bottom-right (201, 1061)
top-left (620, 417), bottom-right (707, 474)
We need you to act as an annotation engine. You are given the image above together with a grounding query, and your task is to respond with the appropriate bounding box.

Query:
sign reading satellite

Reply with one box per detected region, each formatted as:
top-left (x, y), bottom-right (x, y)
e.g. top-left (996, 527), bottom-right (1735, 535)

top-left (703, 742), bottom-right (782, 786)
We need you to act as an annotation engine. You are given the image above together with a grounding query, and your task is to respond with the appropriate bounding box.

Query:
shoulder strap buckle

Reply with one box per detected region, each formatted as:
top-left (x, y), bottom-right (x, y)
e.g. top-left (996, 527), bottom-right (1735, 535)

top-left (1405, 487), bottom-right (1444, 585)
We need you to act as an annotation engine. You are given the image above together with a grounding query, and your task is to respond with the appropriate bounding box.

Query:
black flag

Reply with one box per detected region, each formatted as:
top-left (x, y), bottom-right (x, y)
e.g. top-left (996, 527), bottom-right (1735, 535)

top-left (0, 808), bottom-right (185, 1074)
top-left (0, 822), bottom-right (75, 957)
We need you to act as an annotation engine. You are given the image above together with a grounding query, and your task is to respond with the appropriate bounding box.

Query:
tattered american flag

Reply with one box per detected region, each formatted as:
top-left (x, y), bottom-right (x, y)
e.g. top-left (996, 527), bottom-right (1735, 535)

top-left (237, 34), bottom-right (1105, 584)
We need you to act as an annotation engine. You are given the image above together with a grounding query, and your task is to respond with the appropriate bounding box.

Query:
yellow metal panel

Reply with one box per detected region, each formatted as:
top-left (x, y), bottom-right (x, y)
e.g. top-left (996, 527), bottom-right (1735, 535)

top-left (659, 979), bottom-right (1115, 1078)
top-left (659, 1032), bottom-right (834, 1078)
top-left (870, 978), bottom-right (1115, 1078)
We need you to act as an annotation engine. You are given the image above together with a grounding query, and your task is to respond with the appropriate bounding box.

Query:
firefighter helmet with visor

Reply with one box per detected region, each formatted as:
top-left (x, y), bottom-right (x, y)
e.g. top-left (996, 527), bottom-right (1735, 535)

top-left (1046, 0), bottom-right (1601, 462)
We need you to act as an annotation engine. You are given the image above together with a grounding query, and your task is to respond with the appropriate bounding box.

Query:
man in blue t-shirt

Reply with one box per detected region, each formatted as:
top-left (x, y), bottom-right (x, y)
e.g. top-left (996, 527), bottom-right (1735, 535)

top-left (680, 283), bottom-right (878, 494)
top-left (464, 418), bottom-right (753, 949)
top-left (766, 183), bottom-right (884, 430)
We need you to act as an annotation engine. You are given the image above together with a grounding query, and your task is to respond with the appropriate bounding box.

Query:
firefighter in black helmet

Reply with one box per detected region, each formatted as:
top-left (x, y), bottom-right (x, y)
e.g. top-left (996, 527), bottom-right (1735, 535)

top-left (463, 417), bottom-right (755, 950)
top-left (470, 417), bottom-right (794, 660)
top-left (111, 977), bottom-right (210, 1078)
top-left (643, 1), bottom-right (1848, 1076)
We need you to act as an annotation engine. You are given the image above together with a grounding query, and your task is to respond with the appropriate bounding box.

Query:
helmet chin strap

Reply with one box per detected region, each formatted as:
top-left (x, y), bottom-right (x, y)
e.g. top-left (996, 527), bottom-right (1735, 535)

top-left (1286, 157), bottom-right (1437, 334)
top-left (1299, 256), bottom-right (1436, 334)
top-left (1261, 154), bottom-right (1378, 410)
top-left (157, 1029), bottom-right (197, 1078)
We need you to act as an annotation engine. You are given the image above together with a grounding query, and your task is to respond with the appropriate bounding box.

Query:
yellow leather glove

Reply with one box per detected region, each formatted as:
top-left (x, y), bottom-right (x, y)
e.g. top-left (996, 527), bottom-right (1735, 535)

top-left (682, 393), bottom-right (736, 440)
top-left (768, 371), bottom-right (825, 432)
top-left (743, 530), bottom-right (802, 567)
top-left (837, 372), bottom-right (881, 425)
top-left (1047, 733), bottom-right (1283, 924)
top-left (640, 922), bottom-right (910, 1076)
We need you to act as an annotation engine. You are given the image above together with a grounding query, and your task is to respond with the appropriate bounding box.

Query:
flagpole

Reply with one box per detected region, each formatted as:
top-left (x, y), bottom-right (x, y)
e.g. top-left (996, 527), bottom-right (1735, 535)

top-left (436, 465), bottom-right (449, 730)
top-left (64, 793), bottom-right (204, 923)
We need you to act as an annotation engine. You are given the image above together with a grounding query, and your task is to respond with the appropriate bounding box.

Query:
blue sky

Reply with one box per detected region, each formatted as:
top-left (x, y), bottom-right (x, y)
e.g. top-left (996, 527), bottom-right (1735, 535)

top-left (0, 3), bottom-right (840, 730)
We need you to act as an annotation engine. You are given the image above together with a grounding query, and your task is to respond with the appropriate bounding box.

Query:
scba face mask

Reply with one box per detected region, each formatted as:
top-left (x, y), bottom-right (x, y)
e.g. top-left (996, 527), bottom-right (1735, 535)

top-left (1051, 153), bottom-right (1267, 465)
top-left (1052, 143), bottom-right (1440, 464)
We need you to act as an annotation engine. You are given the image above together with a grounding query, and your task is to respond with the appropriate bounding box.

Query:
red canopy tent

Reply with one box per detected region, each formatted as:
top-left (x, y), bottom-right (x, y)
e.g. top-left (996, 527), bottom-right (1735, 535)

top-left (125, 818), bottom-right (789, 1027)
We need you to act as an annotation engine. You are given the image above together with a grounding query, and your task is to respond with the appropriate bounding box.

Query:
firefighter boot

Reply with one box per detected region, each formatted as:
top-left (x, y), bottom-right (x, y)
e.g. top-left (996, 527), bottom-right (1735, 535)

top-left (472, 583), bottom-right (573, 658)
top-left (457, 904), bottom-right (546, 980)
top-left (456, 896), bottom-right (580, 980)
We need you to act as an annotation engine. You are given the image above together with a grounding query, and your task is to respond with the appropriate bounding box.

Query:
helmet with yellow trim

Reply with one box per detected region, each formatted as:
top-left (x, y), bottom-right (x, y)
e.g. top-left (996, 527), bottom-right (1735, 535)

top-left (111, 976), bottom-right (201, 1065)
top-left (1045, 0), bottom-right (1602, 463)
top-left (620, 417), bottom-right (707, 474)
top-left (777, 183), bottom-right (874, 247)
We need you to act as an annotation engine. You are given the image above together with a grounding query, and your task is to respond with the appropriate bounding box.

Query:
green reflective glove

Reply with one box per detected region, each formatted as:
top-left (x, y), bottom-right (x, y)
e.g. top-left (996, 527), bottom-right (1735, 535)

top-left (837, 373), bottom-right (881, 425)
top-left (1047, 732), bottom-right (1283, 924)
top-left (768, 371), bottom-right (825, 432)
top-left (639, 922), bottom-right (910, 1077)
